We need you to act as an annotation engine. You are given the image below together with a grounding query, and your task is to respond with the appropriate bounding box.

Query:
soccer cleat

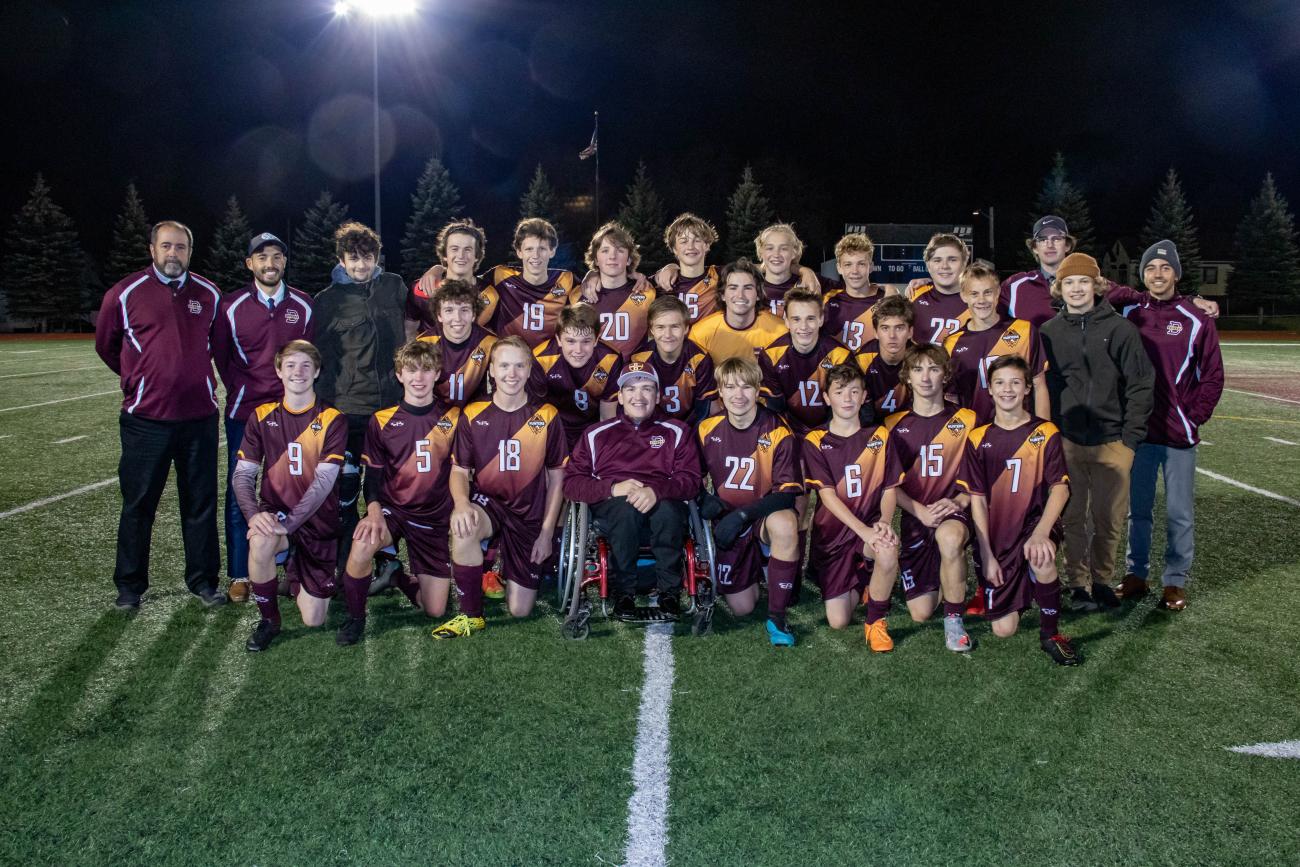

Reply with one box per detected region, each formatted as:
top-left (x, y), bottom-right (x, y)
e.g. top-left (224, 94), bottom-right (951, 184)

top-left (430, 614), bottom-right (486, 639)
top-left (227, 579), bottom-right (250, 603)
top-left (114, 589), bottom-right (141, 611)
top-left (196, 587), bottom-right (228, 609)
top-left (766, 617), bottom-right (795, 647)
top-left (1068, 587), bottom-right (1099, 613)
top-left (964, 595), bottom-right (986, 617)
top-left (1091, 582), bottom-right (1121, 610)
top-left (1160, 585), bottom-right (1187, 611)
top-left (865, 618), bottom-right (894, 652)
top-left (482, 570), bottom-right (506, 600)
top-left (245, 619), bottom-right (280, 652)
top-left (1117, 574), bottom-right (1149, 600)
top-left (1040, 633), bottom-right (1082, 666)
top-left (944, 615), bottom-right (973, 652)
top-left (335, 616), bottom-right (366, 646)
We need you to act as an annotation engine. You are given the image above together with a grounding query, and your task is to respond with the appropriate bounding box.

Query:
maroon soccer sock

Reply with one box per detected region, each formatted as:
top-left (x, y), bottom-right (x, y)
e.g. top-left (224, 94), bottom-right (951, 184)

top-left (1035, 580), bottom-right (1061, 639)
top-left (943, 600), bottom-right (965, 618)
top-left (251, 580), bottom-right (281, 628)
top-left (453, 563), bottom-right (485, 618)
top-left (390, 568), bottom-right (420, 607)
top-left (866, 598), bottom-right (891, 624)
top-left (766, 557), bottom-right (798, 621)
top-left (342, 574), bottom-right (371, 620)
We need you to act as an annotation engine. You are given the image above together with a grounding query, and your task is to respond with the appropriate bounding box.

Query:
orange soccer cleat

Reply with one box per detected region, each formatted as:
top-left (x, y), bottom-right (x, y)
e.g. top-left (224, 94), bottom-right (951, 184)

top-left (865, 618), bottom-right (894, 653)
top-left (482, 570), bottom-right (506, 600)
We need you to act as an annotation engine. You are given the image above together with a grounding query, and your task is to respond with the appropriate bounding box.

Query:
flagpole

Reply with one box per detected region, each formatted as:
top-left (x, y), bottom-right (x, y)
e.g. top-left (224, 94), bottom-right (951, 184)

top-left (593, 110), bottom-right (601, 225)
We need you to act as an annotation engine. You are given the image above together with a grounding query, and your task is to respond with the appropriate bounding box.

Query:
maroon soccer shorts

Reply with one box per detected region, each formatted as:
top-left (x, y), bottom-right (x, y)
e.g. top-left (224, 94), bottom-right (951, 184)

top-left (715, 526), bottom-right (768, 595)
top-left (978, 524), bottom-right (1061, 620)
top-left (382, 505), bottom-right (451, 578)
top-left (899, 510), bottom-right (971, 600)
top-left (809, 539), bottom-right (871, 601)
top-left (283, 529), bottom-right (338, 599)
top-left (478, 497), bottom-right (552, 590)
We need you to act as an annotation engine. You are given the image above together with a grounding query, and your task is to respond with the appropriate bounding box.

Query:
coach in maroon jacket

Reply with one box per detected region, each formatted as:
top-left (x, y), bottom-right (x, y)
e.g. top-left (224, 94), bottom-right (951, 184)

top-left (212, 232), bottom-right (314, 601)
top-left (563, 363), bottom-right (702, 619)
top-left (95, 220), bottom-right (226, 610)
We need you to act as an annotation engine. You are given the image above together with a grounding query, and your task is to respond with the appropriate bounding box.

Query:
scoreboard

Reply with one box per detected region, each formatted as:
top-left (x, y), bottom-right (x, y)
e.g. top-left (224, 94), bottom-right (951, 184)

top-left (832, 223), bottom-right (975, 284)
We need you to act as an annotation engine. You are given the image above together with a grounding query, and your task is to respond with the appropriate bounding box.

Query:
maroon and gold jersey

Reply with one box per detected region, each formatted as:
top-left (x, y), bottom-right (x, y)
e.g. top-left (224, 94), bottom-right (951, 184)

top-left (942, 319), bottom-right (1046, 425)
top-left (628, 340), bottom-right (716, 421)
top-left (237, 400), bottom-right (348, 537)
top-left (759, 332), bottom-right (855, 434)
top-left (418, 323), bottom-right (497, 408)
top-left (804, 422), bottom-right (892, 549)
top-left (453, 400), bottom-right (566, 525)
top-left (689, 310), bottom-right (789, 368)
top-left (821, 286), bottom-right (887, 351)
top-left (362, 400), bottom-right (461, 519)
top-left (529, 338), bottom-right (623, 447)
top-left (957, 418), bottom-right (1070, 557)
top-left (406, 272), bottom-right (486, 337)
top-left (697, 407), bottom-right (803, 512)
top-left (591, 281), bottom-right (656, 360)
top-left (855, 340), bottom-right (910, 420)
top-left (883, 403), bottom-right (976, 505)
top-left (664, 267), bottom-right (720, 322)
top-left (479, 266), bottom-right (581, 348)
top-left (910, 284), bottom-right (971, 344)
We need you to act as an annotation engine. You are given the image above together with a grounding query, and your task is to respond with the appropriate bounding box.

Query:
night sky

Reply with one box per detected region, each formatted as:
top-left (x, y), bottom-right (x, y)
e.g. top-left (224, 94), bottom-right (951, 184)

top-left (3, 0), bottom-right (1297, 270)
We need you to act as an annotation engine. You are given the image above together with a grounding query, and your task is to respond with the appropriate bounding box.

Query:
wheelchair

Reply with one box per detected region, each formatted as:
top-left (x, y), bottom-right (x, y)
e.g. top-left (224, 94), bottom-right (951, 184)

top-left (555, 499), bottom-right (718, 640)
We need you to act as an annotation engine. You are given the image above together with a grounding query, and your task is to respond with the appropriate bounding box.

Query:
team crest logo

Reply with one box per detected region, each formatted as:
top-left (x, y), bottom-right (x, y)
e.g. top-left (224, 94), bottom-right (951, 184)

top-left (945, 418), bottom-right (967, 434)
top-left (550, 287), bottom-right (567, 297)
top-left (284, 308), bottom-right (300, 324)
top-left (757, 435), bottom-right (772, 450)
top-left (820, 359), bottom-right (835, 369)
top-left (1029, 430), bottom-right (1046, 446)
top-left (684, 364), bottom-right (694, 375)
top-left (436, 418), bottom-right (454, 431)
top-left (594, 370), bottom-right (608, 382)
top-left (527, 417), bottom-right (546, 433)
top-left (471, 348), bottom-right (486, 362)
top-left (187, 299), bottom-right (203, 315)
top-left (310, 420), bottom-right (323, 432)
top-left (649, 435), bottom-right (666, 449)
top-left (1166, 321), bottom-right (1184, 336)
top-left (866, 436), bottom-right (884, 451)
top-left (631, 292), bottom-right (647, 304)
top-left (1000, 330), bottom-right (1021, 345)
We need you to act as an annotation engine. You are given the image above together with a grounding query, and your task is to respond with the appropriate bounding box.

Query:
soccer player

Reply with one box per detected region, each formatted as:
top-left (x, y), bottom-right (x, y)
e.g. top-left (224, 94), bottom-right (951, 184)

top-left (340, 340), bottom-right (461, 645)
top-left (652, 212), bottom-right (723, 322)
top-left (95, 220), bottom-right (225, 611)
top-left (755, 222), bottom-right (827, 315)
top-left (417, 278), bottom-right (497, 408)
top-left (530, 303), bottom-right (622, 450)
top-left (689, 258), bottom-right (788, 368)
top-left (821, 232), bottom-right (892, 351)
top-left (583, 221), bottom-right (656, 360)
top-left (759, 288), bottom-right (855, 435)
top-left (909, 232), bottom-right (971, 344)
top-left (213, 231), bottom-right (314, 602)
top-left (431, 337), bottom-right (567, 638)
top-left (1119, 241), bottom-right (1224, 611)
top-left (477, 218), bottom-right (582, 347)
top-left (628, 296), bottom-right (716, 422)
top-left (942, 260), bottom-right (1050, 424)
top-left (882, 344), bottom-right (978, 651)
top-left (856, 295), bottom-right (914, 421)
top-left (232, 340), bottom-right (348, 652)
top-left (803, 364), bottom-right (900, 631)
top-left (563, 365), bottom-right (702, 620)
top-left (1039, 253), bottom-right (1153, 613)
top-left (696, 357), bottom-right (803, 646)
top-left (408, 219), bottom-right (488, 336)
top-left (959, 355), bottom-right (1080, 665)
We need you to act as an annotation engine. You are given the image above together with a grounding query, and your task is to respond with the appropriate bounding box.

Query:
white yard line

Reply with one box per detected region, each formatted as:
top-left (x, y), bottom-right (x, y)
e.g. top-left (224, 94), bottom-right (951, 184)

top-left (1220, 342), bottom-right (1300, 347)
top-left (1195, 469), bottom-right (1300, 509)
top-left (623, 622), bottom-right (675, 867)
top-left (0, 478), bottom-right (116, 520)
top-left (1227, 740), bottom-right (1300, 760)
top-left (1263, 436), bottom-right (1298, 446)
top-left (0, 389), bottom-right (119, 413)
top-left (0, 350), bottom-right (45, 354)
top-left (1225, 388), bottom-right (1300, 406)
top-left (0, 364), bottom-right (101, 380)
top-left (52, 435), bottom-right (89, 445)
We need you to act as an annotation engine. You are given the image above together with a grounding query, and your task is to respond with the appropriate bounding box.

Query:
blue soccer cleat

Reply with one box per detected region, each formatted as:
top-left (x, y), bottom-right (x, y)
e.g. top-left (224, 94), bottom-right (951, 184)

top-left (766, 617), bottom-right (795, 647)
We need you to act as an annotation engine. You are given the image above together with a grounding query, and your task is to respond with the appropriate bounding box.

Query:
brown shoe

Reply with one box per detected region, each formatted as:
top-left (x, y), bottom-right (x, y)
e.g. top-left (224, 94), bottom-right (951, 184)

top-left (1118, 574), bottom-right (1149, 600)
top-left (227, 579), bottom-right (250, 603)
top-left (1160, 585), bottom-right (1187, 611)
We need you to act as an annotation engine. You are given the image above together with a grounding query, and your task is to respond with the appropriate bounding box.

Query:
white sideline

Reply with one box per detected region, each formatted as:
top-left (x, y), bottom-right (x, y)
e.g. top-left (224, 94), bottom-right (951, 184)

top-left (1225, 387), bottom-right (1300, 406)
top-left (1263, 437), bottom-right (1298, 446)
top-left (1227, 740), bottom-right (1300, 759)
top-left (0, 478), bottom-right (116, 520)
top-left (53, 435), bottom-right (89, 445)
top-left (0, 364), bottom-right (101, 380)
top-left (1195, 469), bottom-right (1300, 509)
top-left (623, 622), bottom-right (675, 867)
top-left (0, 389), bottom-right (119, 413)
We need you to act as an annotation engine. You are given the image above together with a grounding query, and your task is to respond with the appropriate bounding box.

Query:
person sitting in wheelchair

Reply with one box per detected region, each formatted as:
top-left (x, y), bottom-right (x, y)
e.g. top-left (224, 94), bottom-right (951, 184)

top-left (562, 362), bottom-right (702, 620)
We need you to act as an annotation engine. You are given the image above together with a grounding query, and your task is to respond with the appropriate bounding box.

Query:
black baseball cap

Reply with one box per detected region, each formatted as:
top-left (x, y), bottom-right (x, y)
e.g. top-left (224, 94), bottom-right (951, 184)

top-left (248, 232), bottom-right (287, 256)
top-left (1031, 216), bottom-right (1069, 238)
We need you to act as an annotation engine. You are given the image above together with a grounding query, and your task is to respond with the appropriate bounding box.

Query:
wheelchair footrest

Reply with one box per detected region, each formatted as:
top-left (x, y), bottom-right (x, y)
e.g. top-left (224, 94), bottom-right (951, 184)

top-left (617, 606), bottom-right (679, 624)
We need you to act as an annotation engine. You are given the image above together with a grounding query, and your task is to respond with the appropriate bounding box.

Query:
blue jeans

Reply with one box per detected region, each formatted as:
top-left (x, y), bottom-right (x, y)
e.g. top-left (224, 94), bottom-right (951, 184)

top-left (1126, 442), bottom-right (1197, 588)
top-left (224, 416), bottom-right (249, 581)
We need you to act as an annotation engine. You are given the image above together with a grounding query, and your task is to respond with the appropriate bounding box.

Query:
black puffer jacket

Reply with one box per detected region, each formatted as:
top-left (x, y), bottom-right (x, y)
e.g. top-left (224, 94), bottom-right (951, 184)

top-left (313, 264), bottom-right (409, 416)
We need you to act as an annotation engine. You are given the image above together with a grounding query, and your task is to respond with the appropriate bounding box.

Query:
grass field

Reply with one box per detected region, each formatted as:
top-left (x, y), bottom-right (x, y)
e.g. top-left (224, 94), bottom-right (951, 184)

top-left (1, 337), bottom-right (1298, 866)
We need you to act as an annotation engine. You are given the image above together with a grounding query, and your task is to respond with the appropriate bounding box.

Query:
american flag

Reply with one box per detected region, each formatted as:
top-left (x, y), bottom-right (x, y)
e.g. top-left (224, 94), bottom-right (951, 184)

top-left (578, 126), bottom-right (598, 160)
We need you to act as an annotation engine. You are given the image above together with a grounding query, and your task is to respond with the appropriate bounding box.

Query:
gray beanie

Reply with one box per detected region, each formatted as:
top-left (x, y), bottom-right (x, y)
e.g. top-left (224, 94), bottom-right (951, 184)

top-left (1140, 240), bottom-right (1182, 280)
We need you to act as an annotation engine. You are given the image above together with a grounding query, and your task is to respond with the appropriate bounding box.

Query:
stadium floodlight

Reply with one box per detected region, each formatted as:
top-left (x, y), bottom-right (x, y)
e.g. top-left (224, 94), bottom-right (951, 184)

top-left (333, 0), bottom-right (418, 16)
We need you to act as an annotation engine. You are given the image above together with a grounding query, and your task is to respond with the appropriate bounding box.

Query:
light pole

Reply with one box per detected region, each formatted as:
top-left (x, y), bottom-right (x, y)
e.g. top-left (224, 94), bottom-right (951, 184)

top-left (972, 206), bottom-right (996, 262)
top-left (334, 0), bottom-right (418, 245)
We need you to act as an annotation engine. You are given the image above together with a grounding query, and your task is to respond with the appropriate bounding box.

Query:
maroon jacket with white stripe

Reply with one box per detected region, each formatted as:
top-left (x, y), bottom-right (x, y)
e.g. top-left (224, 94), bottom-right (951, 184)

top-left (563, 414), bottom-right (702, 503)
top-left (1119, 294), bottom-right (1224, 447)
top-left (95, 267), bottom-right (222, 421)
top-left (212, 283), bottom-right (315, 421)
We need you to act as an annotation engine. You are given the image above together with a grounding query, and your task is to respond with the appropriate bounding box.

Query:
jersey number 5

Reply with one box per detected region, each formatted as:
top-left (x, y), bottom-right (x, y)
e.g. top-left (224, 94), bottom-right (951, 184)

top-left (415, 440), bottom-right (433, 473)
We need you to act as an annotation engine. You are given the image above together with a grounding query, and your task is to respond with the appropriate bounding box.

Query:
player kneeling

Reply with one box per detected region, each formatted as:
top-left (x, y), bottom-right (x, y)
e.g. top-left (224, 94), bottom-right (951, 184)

top-left (233, 340), bottom-right (349, 652)
top-left (697, 357), bottom-right (803, 646)
top-left (959, 356), bottom-right (1080, 665)
top-left (432, 338), bottom-right (567, 638)
top-left (341, 341), bottom-right (461, 646)
top-left (803, 364), bottom-right (900, 632)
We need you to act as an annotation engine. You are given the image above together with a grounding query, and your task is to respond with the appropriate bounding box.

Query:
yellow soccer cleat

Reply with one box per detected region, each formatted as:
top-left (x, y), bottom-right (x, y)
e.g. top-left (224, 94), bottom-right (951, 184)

top-left (431, 614), bottom-right (486, 640)
top-left (865, 618), bottom-right (894, 653)
top-left (482, 570), bottom-right (506, 600)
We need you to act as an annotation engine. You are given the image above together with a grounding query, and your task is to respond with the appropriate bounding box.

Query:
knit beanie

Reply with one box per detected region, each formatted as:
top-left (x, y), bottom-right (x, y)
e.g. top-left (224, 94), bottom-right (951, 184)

top-left (1056, 252), bottom-right (1101, 282)
top-left (1140, 240), bottom-right (1182, 280)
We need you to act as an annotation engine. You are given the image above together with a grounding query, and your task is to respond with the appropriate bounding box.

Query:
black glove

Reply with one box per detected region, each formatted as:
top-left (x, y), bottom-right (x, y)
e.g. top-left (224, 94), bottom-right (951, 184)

top-left (697, 491), bottom-right (727, 521)
top-left (713, 509), bottom-right (750, 549)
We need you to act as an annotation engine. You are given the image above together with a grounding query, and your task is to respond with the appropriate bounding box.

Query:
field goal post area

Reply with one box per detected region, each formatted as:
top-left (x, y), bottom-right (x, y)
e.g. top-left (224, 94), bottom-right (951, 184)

top-left (821, 223), bottom-right (975, 288)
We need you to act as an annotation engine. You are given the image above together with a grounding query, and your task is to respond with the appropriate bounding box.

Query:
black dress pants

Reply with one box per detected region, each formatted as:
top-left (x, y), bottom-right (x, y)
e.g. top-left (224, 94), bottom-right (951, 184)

top-left (591, 497), bottom-right (688, 597)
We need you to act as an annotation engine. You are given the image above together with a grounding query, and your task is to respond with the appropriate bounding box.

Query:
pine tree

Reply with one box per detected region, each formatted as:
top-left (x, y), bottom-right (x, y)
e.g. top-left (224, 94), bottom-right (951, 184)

top-left (400, 154), bottom-right (463, 284)
top-left (205, 195), bottom-right (252, 292)
top-left (1230, 173), bottom-right (1300, 314)
top-left (291, 190), bottom-right (349, 292)
top-left (616, 160), bottom-right (669, 270)
top-left (107, 182), bottom-right (151, 281)
top-left (724, 165), bottom-right (775, 262)
top-left (519, 164), bottom-right (560, 229)
top-left (1032, 152), bottom-right (1097, 256)
top-left (1142, 168), bottom-right (1202, 294)
top-left (1, 174), bottom-right (87, 330)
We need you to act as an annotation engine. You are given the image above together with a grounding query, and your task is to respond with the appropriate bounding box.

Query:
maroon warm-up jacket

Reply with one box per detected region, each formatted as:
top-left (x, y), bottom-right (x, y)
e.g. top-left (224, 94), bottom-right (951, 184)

top-left (563, 415), bottom-right (702, 503)
top-left (212, 283), bottom-right (315, 421)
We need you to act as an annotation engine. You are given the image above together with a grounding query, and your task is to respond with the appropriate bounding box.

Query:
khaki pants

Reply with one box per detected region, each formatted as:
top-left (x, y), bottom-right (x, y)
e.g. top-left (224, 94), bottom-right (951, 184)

top-left (1061, 439), bottom-right (1134, 590)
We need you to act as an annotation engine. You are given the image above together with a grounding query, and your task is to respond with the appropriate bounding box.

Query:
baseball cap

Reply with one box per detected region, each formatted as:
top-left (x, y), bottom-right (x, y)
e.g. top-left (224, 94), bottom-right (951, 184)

top-left (1031, 215), bottom-right (1069, 239)
top-left (616, 361), bottom-right (660, 389)
top-left (248, 232), bottom-right (287, 256)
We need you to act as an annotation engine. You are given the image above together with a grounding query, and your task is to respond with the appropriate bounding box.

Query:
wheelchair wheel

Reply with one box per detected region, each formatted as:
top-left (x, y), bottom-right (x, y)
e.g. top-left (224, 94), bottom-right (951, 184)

top-left (561, 613), bottom-right (591, 641)
top-left (556, 502), bottom-right (578, 610)
top-left (561, 503), bottom-right (591, 624)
